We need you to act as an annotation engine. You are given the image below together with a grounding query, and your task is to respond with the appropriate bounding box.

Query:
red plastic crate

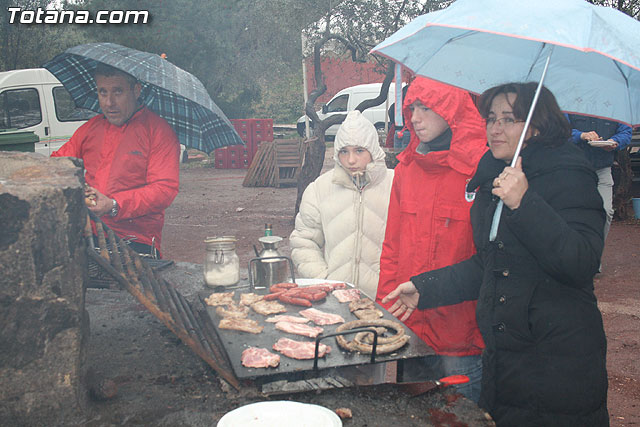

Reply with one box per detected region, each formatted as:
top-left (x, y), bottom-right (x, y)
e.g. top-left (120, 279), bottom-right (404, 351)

top-left (214, 145), bottom-right (251, 169)
top-left (231, 119), bottom-right (252, 144)
top-left (252, 119), bottom-right (274, 144)
top-left (216, 118), bottom-right (273, 168)
top-left (214, 147), bottom-right (229, 168)
top-left (251, 119), bottom-right (274, 156)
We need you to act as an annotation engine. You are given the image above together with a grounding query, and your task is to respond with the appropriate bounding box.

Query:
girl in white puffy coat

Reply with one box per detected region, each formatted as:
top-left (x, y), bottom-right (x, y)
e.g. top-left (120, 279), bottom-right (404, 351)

top-left (289, 110), bottom-right (394, 299)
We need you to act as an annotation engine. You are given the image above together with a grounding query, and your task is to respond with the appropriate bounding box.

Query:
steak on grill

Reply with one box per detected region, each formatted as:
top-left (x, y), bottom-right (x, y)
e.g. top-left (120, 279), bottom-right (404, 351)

top-left (299, 308), bottom-right (345, 325)
top-left (275, 321), bottom-right (324, 338)
top-left (241, 347), bottom-right (280, 368)
top-left (332, 288), bottom-right (361, 303)
top-left (265, 315), bottom-right (310, 323)
top-left (272, 337), bottom-right (331, 360)
top-left (251, 299), bottom-right (287, 315)
top-left (218, 317), bottom-right (264, 334)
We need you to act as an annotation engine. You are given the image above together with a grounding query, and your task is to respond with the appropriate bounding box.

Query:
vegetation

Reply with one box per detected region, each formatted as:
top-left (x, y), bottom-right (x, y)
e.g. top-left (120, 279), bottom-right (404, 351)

top-left (1, 0), bottom-right (637, 216)
top-left (296, 0), bottom-right (452, 212)
top-left (0, 0), bottom-right (329, 122)
top-left (1, 0), bottom-right (638, 121)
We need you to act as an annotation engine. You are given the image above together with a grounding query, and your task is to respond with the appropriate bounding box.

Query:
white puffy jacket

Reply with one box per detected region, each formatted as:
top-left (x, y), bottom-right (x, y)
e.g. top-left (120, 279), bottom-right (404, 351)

top-left (290, 113), bottom-right (394, 298)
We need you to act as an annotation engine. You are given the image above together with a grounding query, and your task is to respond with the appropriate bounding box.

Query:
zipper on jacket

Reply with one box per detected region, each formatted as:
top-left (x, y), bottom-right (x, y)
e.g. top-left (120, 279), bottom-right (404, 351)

top-left (352, 189), bottom-right (364, 288)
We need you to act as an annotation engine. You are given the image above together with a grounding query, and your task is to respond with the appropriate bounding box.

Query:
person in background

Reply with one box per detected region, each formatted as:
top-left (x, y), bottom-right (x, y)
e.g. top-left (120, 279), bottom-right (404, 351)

top-left (52, 63), bottom-right (180, 257)
top-left (566, 113), bottom-right (632, 246)
top-left (376, 77), bottom-right (487, 402)
top-left (385, 84), bottom-right (411, 150)
top-left (383, 82), bottom-right (608, 425)
top-left (290, 110), bottom-right (394, 300)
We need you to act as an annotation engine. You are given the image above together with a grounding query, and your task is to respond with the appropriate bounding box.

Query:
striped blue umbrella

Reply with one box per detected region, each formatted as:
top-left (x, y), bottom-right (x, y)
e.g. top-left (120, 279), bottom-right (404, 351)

top-left (44, 42), bottom-right (243, 153)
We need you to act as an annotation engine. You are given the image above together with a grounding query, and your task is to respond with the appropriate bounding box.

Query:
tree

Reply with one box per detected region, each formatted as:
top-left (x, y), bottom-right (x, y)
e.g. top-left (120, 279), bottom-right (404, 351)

top-left (69, 0), bottom-right (328, 119)
top-left (587, 0), bottom-right (640, 18)
top-left (0, 0), bottom-right (89, 71)
top-left (295, 0), bottom-right (452, 213)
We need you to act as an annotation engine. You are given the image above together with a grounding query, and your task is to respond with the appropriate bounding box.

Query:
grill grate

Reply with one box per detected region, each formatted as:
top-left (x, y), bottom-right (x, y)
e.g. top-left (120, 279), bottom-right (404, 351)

top-left (84, 212), bottom-right (239, 389)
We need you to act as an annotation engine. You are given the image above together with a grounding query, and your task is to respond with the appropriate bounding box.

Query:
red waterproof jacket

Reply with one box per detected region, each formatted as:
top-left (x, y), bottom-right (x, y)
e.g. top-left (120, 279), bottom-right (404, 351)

top-left (376, 78), bottom-right (487, 356)
top-left (52, 107), bottom-right (180, 251)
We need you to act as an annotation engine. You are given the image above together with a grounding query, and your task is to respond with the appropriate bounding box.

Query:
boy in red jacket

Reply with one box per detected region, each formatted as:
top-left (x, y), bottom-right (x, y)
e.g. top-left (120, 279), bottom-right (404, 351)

top-left (376, 77), bottom-right (487, 401)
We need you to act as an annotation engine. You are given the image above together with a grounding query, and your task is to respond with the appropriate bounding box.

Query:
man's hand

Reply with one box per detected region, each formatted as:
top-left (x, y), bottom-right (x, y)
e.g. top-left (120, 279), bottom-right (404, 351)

top-left (581, 131), bottom-right (617, 151)
top-left (381, 281), bottom-right (420, 322)
top-left (602, 139), bottom-right (619, 152)
top-left (86, 186), bottom-right (113, 217)
top-left (580, 131), bottom-right (600, 141)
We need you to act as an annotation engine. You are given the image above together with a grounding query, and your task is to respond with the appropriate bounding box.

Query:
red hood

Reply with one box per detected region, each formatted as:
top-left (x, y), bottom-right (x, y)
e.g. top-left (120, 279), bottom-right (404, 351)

top-left (397, 77), bottom-right (488, 175)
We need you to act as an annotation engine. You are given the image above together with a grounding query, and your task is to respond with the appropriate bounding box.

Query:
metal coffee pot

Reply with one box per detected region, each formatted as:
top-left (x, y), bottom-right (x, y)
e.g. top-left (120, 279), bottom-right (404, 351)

top-left (248, 236), bottom-right (295, 290)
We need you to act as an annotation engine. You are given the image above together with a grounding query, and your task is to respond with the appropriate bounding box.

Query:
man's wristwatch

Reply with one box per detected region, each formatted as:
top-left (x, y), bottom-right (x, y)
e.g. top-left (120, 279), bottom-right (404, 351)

top-left (110, 199), bottom-right (119, 217)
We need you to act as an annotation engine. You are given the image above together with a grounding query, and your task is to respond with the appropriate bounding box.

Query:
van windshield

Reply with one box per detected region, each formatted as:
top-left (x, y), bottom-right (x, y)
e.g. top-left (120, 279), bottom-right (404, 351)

top-left (0, 88), bottom-right (42, 130)
top-left (53, 86), bottom-right (97, 122)
top-left (326, 94), bottom-right (348, 113)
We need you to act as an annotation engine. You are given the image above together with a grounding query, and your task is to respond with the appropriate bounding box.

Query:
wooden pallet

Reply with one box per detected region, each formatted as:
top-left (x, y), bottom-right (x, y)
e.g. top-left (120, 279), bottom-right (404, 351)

top-left (275, 139), bottom-right (302, 187)
top-left (242, 141), bottom-right (276, 187)
top-left (243, 139), bottom-right (302, 187)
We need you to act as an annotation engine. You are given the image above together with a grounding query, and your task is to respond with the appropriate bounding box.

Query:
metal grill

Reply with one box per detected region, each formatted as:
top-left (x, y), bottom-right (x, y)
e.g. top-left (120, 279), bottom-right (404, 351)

top-left (84, 212), bottom-right (239, 389)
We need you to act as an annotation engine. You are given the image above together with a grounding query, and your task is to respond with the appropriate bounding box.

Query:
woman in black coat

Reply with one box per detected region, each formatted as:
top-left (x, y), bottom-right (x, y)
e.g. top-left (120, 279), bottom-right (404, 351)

top-left (383, 82), bottom-right (608, 426)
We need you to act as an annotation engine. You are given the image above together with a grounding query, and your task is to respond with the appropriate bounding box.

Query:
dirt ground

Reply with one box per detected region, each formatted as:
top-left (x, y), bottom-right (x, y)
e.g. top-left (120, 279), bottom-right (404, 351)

top-left (83, 150), bottom-right (640, 426)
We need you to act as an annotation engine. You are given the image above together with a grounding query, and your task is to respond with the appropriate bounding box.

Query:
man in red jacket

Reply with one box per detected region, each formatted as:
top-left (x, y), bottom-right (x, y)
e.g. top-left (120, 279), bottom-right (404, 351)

top-left (52, 64), bottom-right (180, 256)
top-left (376, 77), bottom-right (487, 401)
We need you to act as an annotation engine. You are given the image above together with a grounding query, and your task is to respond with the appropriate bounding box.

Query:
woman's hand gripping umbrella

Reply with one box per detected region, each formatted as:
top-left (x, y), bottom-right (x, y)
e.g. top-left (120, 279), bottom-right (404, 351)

top-left (491, 157), bottom-right (528, 210)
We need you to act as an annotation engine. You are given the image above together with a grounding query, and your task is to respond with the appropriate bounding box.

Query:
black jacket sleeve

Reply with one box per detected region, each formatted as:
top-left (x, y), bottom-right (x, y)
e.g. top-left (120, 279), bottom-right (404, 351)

top-left (411, 254), bottom-right (484, 309)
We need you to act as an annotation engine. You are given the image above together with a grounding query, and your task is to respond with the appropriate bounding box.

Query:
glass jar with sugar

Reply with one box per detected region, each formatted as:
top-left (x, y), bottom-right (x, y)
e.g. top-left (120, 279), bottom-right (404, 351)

top-left (204, 236), bottom-right (240, 288)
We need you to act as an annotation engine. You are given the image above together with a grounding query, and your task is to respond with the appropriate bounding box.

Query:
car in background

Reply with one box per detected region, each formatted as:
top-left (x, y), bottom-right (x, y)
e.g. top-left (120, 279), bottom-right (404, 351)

top-left (0, 68), bottom-right (96, 155)
top-left (297, 83), bottom-right (397, 139)
top-left (0, 68), bottom-right (187, 161)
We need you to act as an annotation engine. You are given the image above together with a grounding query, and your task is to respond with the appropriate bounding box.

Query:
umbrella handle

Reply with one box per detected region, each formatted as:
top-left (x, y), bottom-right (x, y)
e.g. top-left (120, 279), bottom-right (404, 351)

top-left (395, 63), bottom-right (403, 127)
top-left (488, 45), bottom-right (554, 242)
top-left (489, 200), bottom-right (504, 241)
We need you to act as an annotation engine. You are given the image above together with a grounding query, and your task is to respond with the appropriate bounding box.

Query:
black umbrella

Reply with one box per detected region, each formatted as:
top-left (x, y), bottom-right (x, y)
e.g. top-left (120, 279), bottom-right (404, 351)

top-left (44, 42), bottom-right (243, 153)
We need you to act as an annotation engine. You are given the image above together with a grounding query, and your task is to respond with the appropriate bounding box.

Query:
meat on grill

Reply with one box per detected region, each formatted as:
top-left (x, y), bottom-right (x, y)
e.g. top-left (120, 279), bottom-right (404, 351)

top-left (347, 297), bottom-right (383, 319)
top-left (251, 299), bottom-right (287, 315)
top-left (353, 308), bottom-right (383, 320)
top-left (299, 308), bottom-right (345, 325)
top-left (215, 303), bottom-right (249, 319)
top-left (272, 337), bottom-right (331, 360)
top-left (241, 347), bottom-right (280, 368)
top-left (275, 321), bottom-right (324, 338)
top-left (349, 298), bottom-right (375, 312)
top-left (218, 317), bottom-right (264, 334)
top-left (316, 282), bottom-right (349, 291)
top-left (332, 288), bottom-right (361, 303)
top-left (204, 291), bottom-right (235, 306)
top-left (240, 292), bottom-right (264, 306)
top-left (265, 315), bottom-right (310, 323)
top-left (264, 282), bottom-right (349, 307)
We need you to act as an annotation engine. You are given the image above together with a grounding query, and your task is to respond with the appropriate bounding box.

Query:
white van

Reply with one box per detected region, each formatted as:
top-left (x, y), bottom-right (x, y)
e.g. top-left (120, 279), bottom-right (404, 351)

top-left (297, 83), bottom-right (397, 139)
top-left (0, 68), bottom-right (96, 156)
top-left (0, 68), bottom-right (186, 161)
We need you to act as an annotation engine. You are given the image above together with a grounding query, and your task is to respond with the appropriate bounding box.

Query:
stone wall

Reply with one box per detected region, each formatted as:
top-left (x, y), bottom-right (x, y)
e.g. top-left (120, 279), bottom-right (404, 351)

top-left (0, 152), bottom-right (89, 425)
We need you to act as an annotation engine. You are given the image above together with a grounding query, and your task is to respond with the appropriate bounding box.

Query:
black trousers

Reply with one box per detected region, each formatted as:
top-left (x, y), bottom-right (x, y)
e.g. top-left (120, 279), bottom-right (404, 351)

top-left (127, 240), bottom-right (157, 258)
